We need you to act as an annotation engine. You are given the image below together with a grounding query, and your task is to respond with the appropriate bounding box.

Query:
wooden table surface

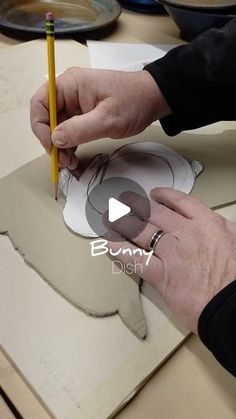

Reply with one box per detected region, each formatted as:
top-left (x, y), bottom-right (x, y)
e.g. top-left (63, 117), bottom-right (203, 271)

top-left (1, 8), bottom-right (236, 419)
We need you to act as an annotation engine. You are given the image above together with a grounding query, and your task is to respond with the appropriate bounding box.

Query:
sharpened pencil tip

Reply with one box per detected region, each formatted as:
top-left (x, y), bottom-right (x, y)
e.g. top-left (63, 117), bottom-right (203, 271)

top-left (54, 183), bottom-right (59, 201)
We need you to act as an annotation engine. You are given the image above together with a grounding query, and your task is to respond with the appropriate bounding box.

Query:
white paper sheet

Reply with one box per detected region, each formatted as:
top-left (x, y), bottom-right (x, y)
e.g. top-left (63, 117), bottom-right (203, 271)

top-left (87, 41), bottom-right (175, 71)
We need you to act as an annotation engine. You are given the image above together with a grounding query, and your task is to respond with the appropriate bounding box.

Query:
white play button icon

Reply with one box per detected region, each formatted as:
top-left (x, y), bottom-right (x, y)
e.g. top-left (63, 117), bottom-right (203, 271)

top-left (85, 176), bottom-right (150, 240)
top-left (108, 197), bottom-right (131, 222)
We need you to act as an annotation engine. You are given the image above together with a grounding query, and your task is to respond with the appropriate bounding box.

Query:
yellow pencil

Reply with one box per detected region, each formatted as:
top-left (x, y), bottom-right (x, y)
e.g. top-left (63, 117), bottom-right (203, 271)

top-left (46, 12), bottom-right (59, 200)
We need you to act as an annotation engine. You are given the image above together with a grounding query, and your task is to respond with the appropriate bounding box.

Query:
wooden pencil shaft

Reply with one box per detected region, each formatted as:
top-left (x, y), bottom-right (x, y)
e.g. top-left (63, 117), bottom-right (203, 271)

top-left (47, 37), bottom-right (57, 131)
top-left (46, 15), bottom-right (59, 190)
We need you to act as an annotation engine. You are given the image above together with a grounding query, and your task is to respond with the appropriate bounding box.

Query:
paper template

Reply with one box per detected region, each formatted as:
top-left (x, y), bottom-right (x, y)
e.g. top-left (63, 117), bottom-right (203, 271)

top-left (87, 41), bottom-right (175, 71)
top-left (61, 142), bottom-right (203, 237)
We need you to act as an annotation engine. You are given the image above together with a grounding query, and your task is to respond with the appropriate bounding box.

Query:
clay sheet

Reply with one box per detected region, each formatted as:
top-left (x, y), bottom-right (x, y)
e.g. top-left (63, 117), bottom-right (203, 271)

top-left (0, 155), bottom-right (147, 338)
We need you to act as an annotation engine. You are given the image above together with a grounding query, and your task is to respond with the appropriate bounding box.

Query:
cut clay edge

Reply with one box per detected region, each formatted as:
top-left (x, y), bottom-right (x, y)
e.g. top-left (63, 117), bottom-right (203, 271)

top-left (0, 230), bottom-right (116, 317)
top-left (0, 229), bottom-right (146, 340)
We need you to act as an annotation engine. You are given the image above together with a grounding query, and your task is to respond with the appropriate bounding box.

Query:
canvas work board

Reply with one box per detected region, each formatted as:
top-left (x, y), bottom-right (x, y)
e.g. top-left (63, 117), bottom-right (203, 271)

top-left (0, 39), bottom-right (236, 418)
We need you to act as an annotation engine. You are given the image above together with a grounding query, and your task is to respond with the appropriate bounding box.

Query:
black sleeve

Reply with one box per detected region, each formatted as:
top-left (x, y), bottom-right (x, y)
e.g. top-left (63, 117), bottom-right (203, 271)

top-left (198, 280), bottom-right (236, 377)
top-left (144, 18), bottom-right (236, 136)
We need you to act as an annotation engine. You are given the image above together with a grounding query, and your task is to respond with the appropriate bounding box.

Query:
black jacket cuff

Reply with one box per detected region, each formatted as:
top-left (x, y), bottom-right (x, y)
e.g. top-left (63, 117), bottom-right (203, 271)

top-left (198, 280), bottom-right (236, 377)
top-left (144, 19), bottom-right (236, 136)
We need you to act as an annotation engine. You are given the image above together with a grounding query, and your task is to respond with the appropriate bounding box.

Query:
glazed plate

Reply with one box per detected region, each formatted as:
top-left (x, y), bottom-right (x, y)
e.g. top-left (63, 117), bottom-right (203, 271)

top-left (0, 0), bottom-right (121, 34)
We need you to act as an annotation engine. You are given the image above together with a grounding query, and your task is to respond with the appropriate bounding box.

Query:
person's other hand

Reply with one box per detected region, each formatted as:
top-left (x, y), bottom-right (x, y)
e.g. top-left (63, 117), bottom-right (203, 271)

top-left (30, 67), bottom-right (170, 169)
top-left (105, 189), bottom-right (236, 334)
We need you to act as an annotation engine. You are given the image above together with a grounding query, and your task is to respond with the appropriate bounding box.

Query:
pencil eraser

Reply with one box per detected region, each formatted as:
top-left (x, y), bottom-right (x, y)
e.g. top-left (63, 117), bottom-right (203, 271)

top-left (46, 12), bottom-right (54, 20)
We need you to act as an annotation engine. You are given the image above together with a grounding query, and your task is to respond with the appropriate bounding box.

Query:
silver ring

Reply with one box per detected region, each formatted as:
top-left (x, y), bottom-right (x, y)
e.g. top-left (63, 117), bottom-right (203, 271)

top-left (148, 230), bottom-right (165, 251)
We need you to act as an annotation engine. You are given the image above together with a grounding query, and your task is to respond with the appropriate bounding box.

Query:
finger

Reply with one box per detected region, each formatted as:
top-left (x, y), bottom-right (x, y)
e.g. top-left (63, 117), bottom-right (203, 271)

top-left (105, 213), bottom-right (178, 259)
top-left (106, 236), bottom-right (164, 289)
top-left (120, 191), bottom-right (187, 231)
top-left (30, 71), bottom-right (80, 149)
top-left (150, 188), bottom-right (212, 219)
top-left (30, 83), bottom-right (66, 150)
top-left (58, 149), bottom-right (78, 170)
top-left (45, 147), bottom-right (78, 170)
top-left (51, 105), bottom-right (112, 148)
top-left (30, 93), bottom-right (51, 150)
top-left (105, 212), bottom-right (156, 250)
top-left (119, 191), bottom-right (150, 220)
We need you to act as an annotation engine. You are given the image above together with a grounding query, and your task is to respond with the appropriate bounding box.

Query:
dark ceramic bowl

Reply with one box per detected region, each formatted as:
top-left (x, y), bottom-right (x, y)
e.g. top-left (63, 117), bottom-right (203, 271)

top-left (120, 0), bottom-right (165, 13)
top-left (159, 0), bottom-right (235, 40)
top-left (159, 0), bottom-right (236, 10)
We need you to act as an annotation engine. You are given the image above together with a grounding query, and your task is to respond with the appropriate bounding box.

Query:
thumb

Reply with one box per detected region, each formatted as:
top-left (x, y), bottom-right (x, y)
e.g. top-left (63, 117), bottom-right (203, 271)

top-left (51, 107), bottom-right (111, 148)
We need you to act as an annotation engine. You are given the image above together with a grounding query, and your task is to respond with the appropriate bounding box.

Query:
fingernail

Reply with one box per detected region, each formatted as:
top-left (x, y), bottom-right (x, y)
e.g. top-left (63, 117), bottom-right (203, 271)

top-left (52, 131), bottom-right (67, 146)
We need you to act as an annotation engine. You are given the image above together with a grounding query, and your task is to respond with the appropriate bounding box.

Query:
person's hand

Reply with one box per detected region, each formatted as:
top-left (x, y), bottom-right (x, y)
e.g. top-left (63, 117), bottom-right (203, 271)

top-left (105, 188), bottom-right (236, 334)
top-left (30, 67), bottom-right (170, 169)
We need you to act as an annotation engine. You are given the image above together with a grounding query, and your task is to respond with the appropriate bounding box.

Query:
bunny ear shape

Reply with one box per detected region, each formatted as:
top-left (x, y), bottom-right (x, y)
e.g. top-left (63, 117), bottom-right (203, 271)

top-left (0, 154), bottom-right (147, 339)
top-left (0, 175), bottom-right (12, 235)
top-left (0, 218), bottom-right (7, 235)
top-left (118, 279), bottom-right (147, 339)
